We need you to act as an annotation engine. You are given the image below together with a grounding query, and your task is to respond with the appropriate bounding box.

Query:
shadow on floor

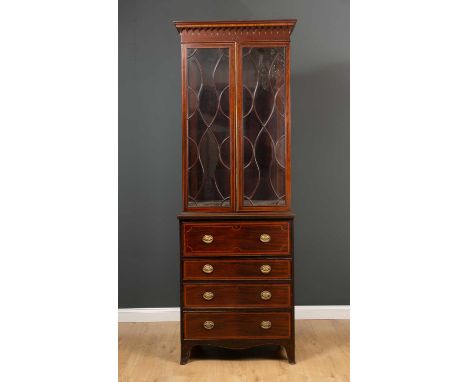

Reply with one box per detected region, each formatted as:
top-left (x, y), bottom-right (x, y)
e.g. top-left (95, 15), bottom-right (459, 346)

top-left (190, 344), bottom-right (287, 362)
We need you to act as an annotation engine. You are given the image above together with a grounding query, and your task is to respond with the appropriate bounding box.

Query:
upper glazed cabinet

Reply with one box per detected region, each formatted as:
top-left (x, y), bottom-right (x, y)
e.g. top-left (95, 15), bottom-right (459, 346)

top-left (176, 20), bottom-right (295, 211)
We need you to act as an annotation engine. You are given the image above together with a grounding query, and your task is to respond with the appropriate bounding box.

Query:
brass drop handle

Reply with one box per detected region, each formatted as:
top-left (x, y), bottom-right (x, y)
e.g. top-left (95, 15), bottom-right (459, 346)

top-left (202, 234), bottom-right (214, 244)
top-left (260, 264), bottom-right (271, 274)
top-left (260, 233), bottom-right (271, 243)
top-left (203, 321), bottom-right (214, 330)
top-left (203, 291), bottom-right (214, 300)
top-left (260, 290), bottom-right (272, 300)
top-left (202, 264), bottom-right (214, 274)
top-left (260, 320), bottom-right (272, 329)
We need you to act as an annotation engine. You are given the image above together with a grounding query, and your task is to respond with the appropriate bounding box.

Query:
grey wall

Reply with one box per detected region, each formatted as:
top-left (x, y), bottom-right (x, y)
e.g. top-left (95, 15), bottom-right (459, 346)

top-left (119, 0), bottom-right (349, 308)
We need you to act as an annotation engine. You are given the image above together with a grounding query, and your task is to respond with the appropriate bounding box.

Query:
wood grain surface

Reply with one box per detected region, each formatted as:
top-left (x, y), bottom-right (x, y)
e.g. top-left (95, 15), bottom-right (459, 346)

top-left (183, 221), bottom-right (291, 255)
top-left (184, 284), bottom-right (291, 308)
top-left (119, 320), bottom-right (349, 382)
top-left (183, 259), bottom-right (291, 280)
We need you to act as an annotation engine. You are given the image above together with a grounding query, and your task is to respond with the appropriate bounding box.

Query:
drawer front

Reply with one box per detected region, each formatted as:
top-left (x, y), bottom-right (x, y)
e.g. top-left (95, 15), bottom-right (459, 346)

top-left (183, 259), bottom-right (291, 280)
top-left (183, 221), bottom-right (291, 256)
top-left (184, 283), bottom-right (291, 308)
top-left (184, 312), bottom-right (291, 339)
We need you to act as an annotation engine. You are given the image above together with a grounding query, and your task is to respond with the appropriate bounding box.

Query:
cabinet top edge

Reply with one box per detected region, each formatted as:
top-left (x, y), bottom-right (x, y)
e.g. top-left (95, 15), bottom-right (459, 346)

top-left (177, 212), bottom-right (295, 221)
top-left (174, 19), bottom-right (297, 33)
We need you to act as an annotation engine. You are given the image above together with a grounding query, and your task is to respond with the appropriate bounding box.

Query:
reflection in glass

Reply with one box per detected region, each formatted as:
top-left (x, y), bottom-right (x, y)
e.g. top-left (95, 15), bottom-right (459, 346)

top-left (186, 48), bottom-right (230, 207)
top-left (242, 47), bottom-right (286, 206)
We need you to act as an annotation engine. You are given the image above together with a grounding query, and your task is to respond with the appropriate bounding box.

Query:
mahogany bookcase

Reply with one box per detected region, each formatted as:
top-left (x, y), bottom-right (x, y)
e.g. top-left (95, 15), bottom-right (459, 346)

top-left (175, 19), bottom-right (297, 364)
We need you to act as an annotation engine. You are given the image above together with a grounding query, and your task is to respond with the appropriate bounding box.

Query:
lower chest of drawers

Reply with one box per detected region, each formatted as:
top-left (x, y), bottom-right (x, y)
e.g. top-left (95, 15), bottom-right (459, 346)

top-left (179, 216), bottom-right (295, 364)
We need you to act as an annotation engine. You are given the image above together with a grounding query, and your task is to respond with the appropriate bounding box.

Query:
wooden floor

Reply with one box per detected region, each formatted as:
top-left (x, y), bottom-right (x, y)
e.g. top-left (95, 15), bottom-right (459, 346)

top-left (119, 320), bottom-right (349, 382)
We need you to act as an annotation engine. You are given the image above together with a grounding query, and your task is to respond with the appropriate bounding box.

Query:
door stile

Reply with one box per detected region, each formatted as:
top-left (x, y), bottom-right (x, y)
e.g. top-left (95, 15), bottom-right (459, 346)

top-left (234, 41), bottom-right (241, 212)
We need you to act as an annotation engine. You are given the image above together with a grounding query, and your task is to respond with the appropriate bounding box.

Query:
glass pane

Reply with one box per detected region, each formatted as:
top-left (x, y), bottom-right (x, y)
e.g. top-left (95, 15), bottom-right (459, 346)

top-left (242, 47), bottom-right (286, 206)
top-left (186, 48), bottom-right (231, 207)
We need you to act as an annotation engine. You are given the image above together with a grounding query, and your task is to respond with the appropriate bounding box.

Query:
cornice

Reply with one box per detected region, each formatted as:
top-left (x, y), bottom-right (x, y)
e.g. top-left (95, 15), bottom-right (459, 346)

top-left (174, 19), bottom-right (297, 43)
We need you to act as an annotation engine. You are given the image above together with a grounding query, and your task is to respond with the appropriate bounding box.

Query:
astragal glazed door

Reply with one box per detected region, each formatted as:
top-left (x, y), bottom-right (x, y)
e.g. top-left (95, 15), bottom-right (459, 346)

top-left (183, 44), bottom-right (235, 211)
top-left (182, 41), bottom-right (291, 212)
top-left (238, 44), bottom-right (291, 211)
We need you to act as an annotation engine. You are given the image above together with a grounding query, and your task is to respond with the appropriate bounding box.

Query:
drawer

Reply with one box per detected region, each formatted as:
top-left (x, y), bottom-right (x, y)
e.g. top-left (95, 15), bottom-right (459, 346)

top-left (182, 221), bottom-right (291, 256)
top-left (184, 283), bottom-right (291, 308)
top-left (184, 312), bottom-right (291, 339)
top-left (183, 259), bottom-right (291, 280)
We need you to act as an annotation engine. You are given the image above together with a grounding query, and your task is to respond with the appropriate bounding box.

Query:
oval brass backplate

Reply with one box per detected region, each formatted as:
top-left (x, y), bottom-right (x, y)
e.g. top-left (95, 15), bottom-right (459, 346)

top-left (260, 320), bottom-right (272, 329)
top-left (203, 291), bottom-right (214, 300)
top-left (202, 264), bottom-right (214, 274)
top-left (260, 290), bottom-right (272, 300)
top-left (203, 320), bottom-right (214, 330)
top-left (260, 264), bottom-right (271, 274)
top-left (259, 233), bottom-right (271, 243)
top-left (202, 234), bottom-right (214, 244)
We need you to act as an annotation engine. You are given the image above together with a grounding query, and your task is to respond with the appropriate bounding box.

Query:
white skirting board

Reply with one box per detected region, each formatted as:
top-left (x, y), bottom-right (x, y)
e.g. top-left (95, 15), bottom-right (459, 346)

top-left (118, 306), bottom-right (350, 322)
